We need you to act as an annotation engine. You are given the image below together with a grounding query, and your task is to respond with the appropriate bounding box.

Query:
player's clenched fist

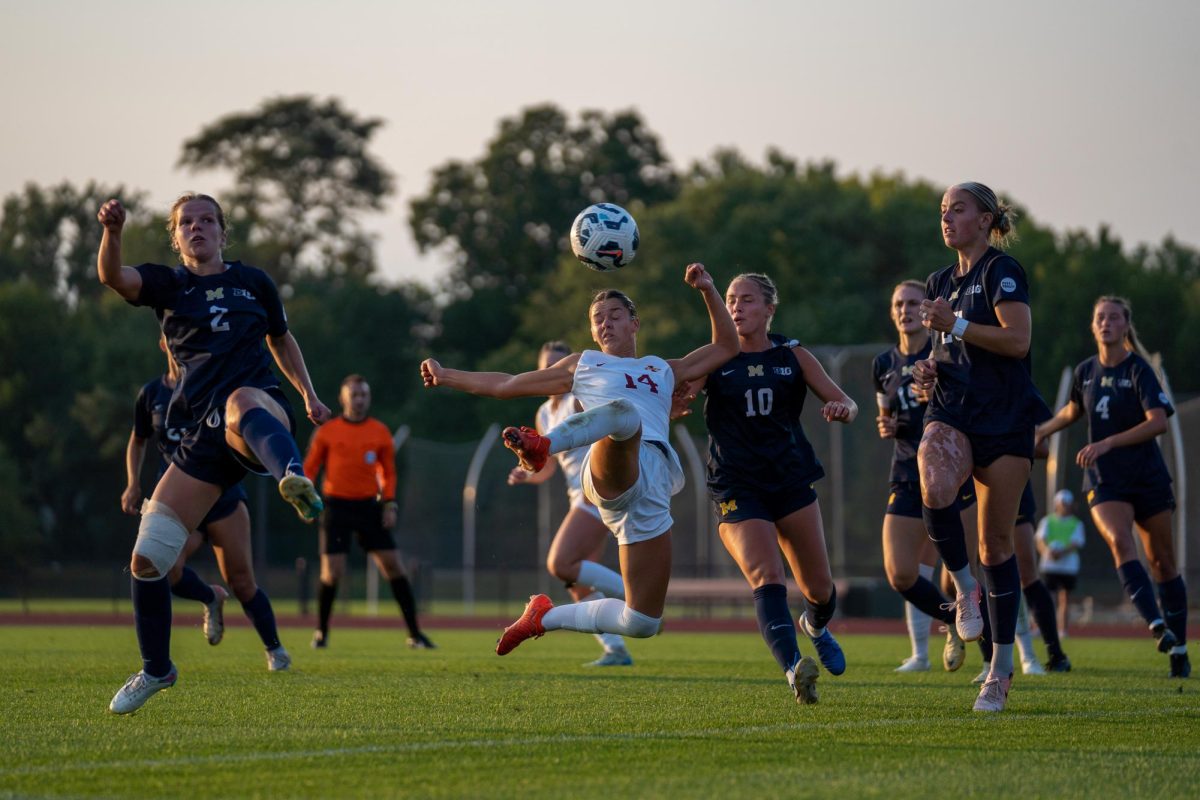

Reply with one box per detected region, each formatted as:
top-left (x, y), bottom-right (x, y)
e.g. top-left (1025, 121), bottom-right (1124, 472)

top-left (420, 359), bottom-right (443, 388)
top-left (683, 262), bottom-right (714, 292)
top-left (98, 199), bottom-right (126, 230)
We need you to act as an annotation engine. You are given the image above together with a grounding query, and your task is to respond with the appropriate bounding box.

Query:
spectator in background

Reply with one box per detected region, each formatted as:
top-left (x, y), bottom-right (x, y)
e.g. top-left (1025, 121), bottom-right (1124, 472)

top-left (304, 375), bottom-right (434, 650)
top-left (1035, 490), bottom-right (1085, 638)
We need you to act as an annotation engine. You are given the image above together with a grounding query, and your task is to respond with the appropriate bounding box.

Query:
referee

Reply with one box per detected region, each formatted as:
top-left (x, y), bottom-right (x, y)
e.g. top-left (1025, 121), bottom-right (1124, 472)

top-left (304, 374), bottom-right (434, 649)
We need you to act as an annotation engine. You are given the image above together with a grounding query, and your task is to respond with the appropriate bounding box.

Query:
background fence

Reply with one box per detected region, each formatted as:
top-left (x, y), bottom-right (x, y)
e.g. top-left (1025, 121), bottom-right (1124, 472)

top-left (3, 347), bottom-right (1195, 619)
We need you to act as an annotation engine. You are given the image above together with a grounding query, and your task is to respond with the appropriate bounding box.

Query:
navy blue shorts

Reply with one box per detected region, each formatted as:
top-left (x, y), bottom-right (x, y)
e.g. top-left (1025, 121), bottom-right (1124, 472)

top-left (1016, 482), bottom-right (1037, 527)
top-left (320, 498), bottom-right (396, 555)
top-left (171, 386), bottom-right (296, 491)
top-left (1086, 484), bottom-right (1175, 523)
top-left (197, 483), bottom-right (248, 534)
top-left (969, 427), bottom-right (1035, 468)
top-left (710, 481), bottom-right (818, 525)
top-left (887, 479), bottom-right (977, 519)
top-left (1041, 572), bottom-right (1078, 593)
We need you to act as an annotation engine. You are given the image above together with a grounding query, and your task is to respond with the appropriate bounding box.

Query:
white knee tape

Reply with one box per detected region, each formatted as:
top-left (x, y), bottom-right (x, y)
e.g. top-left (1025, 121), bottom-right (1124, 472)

top-left (133, 500), bottom-right (189, 578)
top-left (618, 605), bottom-right (661, 638)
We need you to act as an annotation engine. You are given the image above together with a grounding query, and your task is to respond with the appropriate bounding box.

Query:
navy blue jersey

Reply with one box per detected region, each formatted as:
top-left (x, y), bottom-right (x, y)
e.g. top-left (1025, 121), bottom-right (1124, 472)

top-left (133, 375), bottom-right (189, 474)
top-left (703, 334), bottom-right (824, 493)
top-left (130, 261), bottom-right (287, 426)
top-left (925, 248), bottom-right (1042, 434)
top-left (872, 340), bottom-right (932, 483)
top-left (1070, 353), bottom-right (1174, 492)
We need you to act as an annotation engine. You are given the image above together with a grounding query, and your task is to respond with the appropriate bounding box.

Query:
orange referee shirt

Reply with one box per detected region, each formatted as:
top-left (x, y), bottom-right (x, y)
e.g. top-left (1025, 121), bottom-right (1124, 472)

top-left (303, 416), bottom-right (396, 502)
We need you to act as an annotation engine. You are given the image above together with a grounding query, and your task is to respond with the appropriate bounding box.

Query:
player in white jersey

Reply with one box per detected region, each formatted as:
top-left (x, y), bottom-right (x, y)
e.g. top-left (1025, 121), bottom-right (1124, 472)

top-left (507, 341), bottom-right (633, 666)
top-left (421, 263), bottom-right (738, 655)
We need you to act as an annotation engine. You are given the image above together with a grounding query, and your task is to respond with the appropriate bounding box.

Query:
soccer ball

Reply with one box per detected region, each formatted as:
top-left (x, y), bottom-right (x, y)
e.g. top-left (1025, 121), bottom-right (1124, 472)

top-left (569, 203), bottom-right (639, 272)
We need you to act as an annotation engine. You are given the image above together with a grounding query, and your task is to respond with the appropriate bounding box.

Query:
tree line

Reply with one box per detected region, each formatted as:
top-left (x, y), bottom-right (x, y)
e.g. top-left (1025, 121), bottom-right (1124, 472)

top-left (2, 96), bottom-right (1197, 572)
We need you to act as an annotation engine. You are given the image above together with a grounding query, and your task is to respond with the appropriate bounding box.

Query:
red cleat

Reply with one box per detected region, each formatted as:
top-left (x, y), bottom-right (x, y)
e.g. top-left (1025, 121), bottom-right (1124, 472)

top-left (496, 594), bottom-right (554, 655)
top-left (502, 426), bottom-right (551, 473)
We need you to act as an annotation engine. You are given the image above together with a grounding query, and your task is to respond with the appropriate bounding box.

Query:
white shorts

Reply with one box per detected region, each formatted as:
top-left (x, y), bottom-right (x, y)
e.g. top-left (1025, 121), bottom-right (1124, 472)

top-left (581, 440), bottom-right (685, 546)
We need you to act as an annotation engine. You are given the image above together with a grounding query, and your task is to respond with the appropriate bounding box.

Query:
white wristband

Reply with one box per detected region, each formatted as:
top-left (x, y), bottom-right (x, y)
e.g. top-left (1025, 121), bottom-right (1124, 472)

top-left (951, 317), bottom-right (969, 338)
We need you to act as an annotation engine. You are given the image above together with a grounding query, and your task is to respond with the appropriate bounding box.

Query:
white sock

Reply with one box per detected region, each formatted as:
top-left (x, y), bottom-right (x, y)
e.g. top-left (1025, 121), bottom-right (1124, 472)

top-left (1015, 598), bottom-right (1035, 663)
top-left (577, 560), bottom-right (625, 599)
top-left (580, 591), bottom-right (627, 652)
top-left (1170, 644), bottom-right (1188, 655)
top-left (950, 566), bottom-right (977, 595)
top-left (542, 598), bottom-right (660, 638)
top-left (544, 399), bottom-right (640, 454)
top-left (906, 565), bottom-right (935, 660)
top-left (799, 611), bottom-right (825, 638)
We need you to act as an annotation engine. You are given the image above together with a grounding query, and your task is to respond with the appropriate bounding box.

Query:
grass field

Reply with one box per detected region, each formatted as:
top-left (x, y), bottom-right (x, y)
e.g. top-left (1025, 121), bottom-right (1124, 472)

top-left (2, 625), bottom-right (1197, 799)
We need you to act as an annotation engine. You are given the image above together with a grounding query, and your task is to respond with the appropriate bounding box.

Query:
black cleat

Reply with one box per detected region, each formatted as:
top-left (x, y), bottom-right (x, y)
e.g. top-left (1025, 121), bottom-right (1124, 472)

top-left (408, 632), bottom-right (437, 650)
top-left (1169, 652), bottom-right (1191, 678)
top-left (311, 630), bottom-right (328, 649)
top-left (1152, 623), bottom-right (1179, 653)
top-left (1047, 652), bottom-right (1072, 672)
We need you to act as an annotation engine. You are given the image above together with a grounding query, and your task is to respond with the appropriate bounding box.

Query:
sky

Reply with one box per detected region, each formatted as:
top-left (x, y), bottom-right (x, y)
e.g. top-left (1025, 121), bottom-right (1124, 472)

top-left (2, 0), bottom-right (1197, 285)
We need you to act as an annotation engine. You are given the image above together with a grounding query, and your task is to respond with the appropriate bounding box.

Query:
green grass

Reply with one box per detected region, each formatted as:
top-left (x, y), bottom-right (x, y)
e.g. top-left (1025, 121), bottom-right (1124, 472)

top-left (1, 626), bottom-right (1196, 799)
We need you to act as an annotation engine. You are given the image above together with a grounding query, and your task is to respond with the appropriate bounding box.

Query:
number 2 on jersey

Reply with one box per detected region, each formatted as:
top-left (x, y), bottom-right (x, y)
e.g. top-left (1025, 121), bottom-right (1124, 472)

top-left (210, 304), bottom-right (230, 333)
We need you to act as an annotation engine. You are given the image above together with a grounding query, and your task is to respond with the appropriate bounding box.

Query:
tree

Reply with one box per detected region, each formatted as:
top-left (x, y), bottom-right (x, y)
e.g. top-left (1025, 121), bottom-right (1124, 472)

top-left (179, 96), bottom-right (394, 284)
top-left (410, 104), bottom-right (680, 295)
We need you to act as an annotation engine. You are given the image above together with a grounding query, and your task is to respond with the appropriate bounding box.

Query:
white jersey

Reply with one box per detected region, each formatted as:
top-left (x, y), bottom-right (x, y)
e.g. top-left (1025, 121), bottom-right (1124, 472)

top-left (572, 349), bottom-right (684, 494)
top-left (536, 393), bottom-right (588, 507)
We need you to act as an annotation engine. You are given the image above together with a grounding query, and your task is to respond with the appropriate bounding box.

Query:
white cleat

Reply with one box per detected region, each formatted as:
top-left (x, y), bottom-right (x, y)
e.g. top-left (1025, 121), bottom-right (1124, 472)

top-left (973, 672), bottom-right (1012, 712)
top-left (1022, 659), bottom-right (1046, 676)
top-left (894, 656), bottom-right (931, 673)
top-left (203, 585), bottom-right (228, 646)
top-left (279, 472), bottom-right (324, 522)
top-left (109, 666), bottom-right (177, 714)
top-left (585, 647), bottom-right (633, 667)
top-left (786, 654), bottom-right (820, 705)
top-left (266, 646), bottom-right (292, 672)
top-left (942, 583), bottom-right (984, 642)
top-left (942, 626), bottom-right (966, 672)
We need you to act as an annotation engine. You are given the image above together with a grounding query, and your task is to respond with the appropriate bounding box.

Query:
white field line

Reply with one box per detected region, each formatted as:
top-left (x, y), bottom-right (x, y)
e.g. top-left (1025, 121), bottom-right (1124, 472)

top-left (5, 707), bottom-right (1198, 778)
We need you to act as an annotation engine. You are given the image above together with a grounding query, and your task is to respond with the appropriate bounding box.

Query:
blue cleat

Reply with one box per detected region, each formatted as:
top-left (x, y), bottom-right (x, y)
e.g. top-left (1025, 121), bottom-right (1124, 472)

top-left (799, 613), bottom-right (846, 676)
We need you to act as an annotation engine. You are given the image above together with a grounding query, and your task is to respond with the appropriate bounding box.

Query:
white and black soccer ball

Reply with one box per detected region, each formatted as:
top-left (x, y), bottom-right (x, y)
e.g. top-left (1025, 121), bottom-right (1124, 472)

top-left (569, 203), bottom-right (639, 272)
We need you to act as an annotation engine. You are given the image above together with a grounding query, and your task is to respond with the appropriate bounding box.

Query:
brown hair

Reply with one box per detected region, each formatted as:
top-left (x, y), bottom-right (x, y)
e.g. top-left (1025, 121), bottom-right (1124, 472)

top-left (956, 182), bottom-right (1018, 249)
top-left (167, 192), bottom-right (228, 253)
top-left (341, 373), bottom-right (368, 389)
top-left (590, 289), bottom-right (638, 320)
top-left (893, 279), bottom-right (925, 296)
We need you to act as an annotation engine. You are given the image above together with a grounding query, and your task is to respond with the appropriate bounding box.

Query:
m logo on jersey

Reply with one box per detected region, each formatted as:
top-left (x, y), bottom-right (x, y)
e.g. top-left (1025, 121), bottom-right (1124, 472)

top-left (719, 499), bottom-right (738, 516)
top-left (1101, 376), bottom-right (1115, 388)
top-left (1000, 277), bottom-right (1017, 293)
top-left (747, 365), bottom-right (764, 377)
top-left (206, 287), bottom-right (225, 301)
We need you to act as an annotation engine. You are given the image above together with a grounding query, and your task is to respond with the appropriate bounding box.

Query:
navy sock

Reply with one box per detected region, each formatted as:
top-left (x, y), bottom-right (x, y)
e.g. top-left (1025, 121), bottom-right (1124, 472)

top-left (171, 566), bottom-right (216, 605)
top-left (983, 556), bottom-right (1021, 646)
top-left (753, 583), bottom-right (802, 673)
top-left (132, 576), bottom-right (173, 678)
top-left (238, 407), bottom-right (303, 481)
top-left (1023, 579), bottom-right (1064, 657)
top-left (804, 584), bottom-right (837, 631)
top-left (1158, 576), bottom-right (1188, 645)
top-left (241, 589), bottom-right (281, 650)
top-left (923, 503), bottom-right (969, 572)
top-left (318, 581), bottom-right (337, 636)
top-left (1117, 560), bottom-right (1164, 626)
top-left (389, 576), bottom-right (421, 637)
top-left (977, 591), bottom-right (993, 663)
top-left (898, 576), bottom-right (956, 624)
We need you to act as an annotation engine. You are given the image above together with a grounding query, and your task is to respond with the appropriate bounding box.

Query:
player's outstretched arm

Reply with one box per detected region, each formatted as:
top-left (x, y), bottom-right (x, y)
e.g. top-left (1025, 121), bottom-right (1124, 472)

top-left (793, 346), bottom-right (858, 423)
top-left (96, 199), bottom-right (143, 301)
top-left (420, 354), bottom-right (578, 399)
top-left (668, 263), bottom-right (739, 383)
top-left (267, 332), bottom-right (331, 425)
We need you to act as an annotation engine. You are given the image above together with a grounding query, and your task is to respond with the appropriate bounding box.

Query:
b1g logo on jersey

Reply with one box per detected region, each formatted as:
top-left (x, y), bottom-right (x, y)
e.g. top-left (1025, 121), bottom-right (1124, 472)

top-left (773, 366), bottom-right (792, 376)
top-left (1000, 277), bottom-right (1017, 293)
top-left (963, 285), bottom-right (983, 296)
